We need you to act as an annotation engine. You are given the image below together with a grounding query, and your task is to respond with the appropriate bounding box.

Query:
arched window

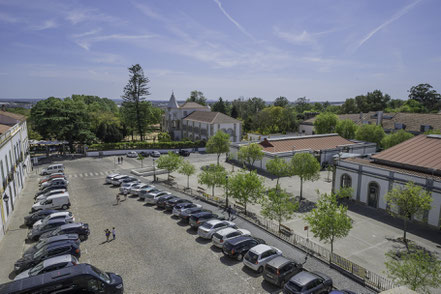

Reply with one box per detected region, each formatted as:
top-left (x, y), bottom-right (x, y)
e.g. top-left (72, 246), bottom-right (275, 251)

top-left (340, 174), bottom-right (352, 188)
top-left (367, 182), bottom-right (379, 208)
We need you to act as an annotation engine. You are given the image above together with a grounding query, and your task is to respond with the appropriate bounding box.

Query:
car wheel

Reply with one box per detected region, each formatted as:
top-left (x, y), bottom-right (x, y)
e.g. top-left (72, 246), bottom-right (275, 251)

top-left (236, 253), bottom-right (243, 261)
top-left (61, 205), bottom-right (68, 210)
top-left (79, 234), bottom-right (86, 241)
top-left (258, 266), bottom-right (263, 274)
top-left (58, 170), bottom-right (62, 173)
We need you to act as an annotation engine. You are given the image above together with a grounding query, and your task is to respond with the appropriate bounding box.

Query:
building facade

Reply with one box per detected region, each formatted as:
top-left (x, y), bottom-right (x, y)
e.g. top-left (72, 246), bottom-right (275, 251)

top-left (0, 111), bottom-right (31, 241)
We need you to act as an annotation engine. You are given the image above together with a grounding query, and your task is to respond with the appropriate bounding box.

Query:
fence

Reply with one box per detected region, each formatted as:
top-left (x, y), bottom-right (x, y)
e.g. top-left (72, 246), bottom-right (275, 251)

top-left (158, 179), bottom-right (395, 292)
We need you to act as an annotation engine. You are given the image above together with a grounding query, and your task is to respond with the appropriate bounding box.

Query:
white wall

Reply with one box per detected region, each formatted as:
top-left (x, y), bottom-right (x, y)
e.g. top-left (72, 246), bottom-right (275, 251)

top-left (299, 124), bottom-right (314, 135)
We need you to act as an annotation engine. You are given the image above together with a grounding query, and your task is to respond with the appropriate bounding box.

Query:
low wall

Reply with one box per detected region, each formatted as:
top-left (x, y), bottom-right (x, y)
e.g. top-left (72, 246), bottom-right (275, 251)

top-left (86, 148), bottom-right (205, 157)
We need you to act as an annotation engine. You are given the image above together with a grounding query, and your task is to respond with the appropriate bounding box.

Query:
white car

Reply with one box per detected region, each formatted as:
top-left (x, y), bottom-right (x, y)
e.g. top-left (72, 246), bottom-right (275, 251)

top-left (14, 254), bottom-right (78, 280)
top-left (111, 175), bottom-right (128, 186)
top-left (33, 212), bottom-right (75, 229)
top-left (197, 220), bottom-right (237, 239)
top-left (105, 174), bottom-right (120, 184)
top-left (127, 151), bottom-right (138, 158)
top-left (145, 191), bottom-right (171, 204)
top-left (138, 186), bottom-right (158, 200)
top-left (119, 182), bottom-right (139, 195)
top-left (212, 228), bottom-right (251, 248)
top-left (129, 183), bottom-right (151, 195)
top-left (243, 244), bottom-right (283, 273)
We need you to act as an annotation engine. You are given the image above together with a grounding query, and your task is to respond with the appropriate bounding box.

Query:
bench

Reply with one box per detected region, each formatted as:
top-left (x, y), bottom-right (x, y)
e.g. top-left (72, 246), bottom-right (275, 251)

top-left (233, 202), bottom-right (245, 212)
top-left (168, 175), bottom-right (175, 180)
top-left (279, 224), bottom-right (293, 236)
top-left (197, 186), bottom-right (206, 193)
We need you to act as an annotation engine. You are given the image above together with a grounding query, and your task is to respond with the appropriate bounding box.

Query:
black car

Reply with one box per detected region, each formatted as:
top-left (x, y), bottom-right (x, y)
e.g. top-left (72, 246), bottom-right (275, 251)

top-left (14, 241), bottom-right (81, 274)
top-left (23, 234), bottom-right (80, 257)
top-left (1, 264), bottom-right (123, 294)
top-left (156, 195), bottom-right (178, 209)
top-left (179, 207), bottom-right (211, 222)
top-left (27, 219), bottom-right (70, 241)
top-left (178, 150), bottom-right (190, 157)
top-left (40, 223), bottom-right (90, 241)
top-left (189, 211), bottom-right (223, 228)
top-left (139, 151), bottom-right (150, 157)
top-left (164, 198), bottom-right (191, 211)
top-left (222, 235), bottom-right (266, 261)
top-left (24, 209), bottom-right (59, 227)
top-left (263, 256), bottom-right (303, 287)
top-left (35, 184), bottom-right (68, 197)
top-left (283, 271), bottom-right (333, 294)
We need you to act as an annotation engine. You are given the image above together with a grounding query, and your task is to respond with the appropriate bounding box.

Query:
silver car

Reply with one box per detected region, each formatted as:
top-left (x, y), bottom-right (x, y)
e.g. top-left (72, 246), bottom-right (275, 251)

top-left (119, 182), bottom-right (139, 195)
top-left (145, 191), bottom-right (171, 204)
top-left (111, 175), bottom-right (128, 186)
top-left (138, 186), bottom-right (158, 200)
top-left (172, 203), bottom-right (201, 217)
top-left (243, 244), bottom-right (283, 273)
top-left (197, 219), bottom-right (237, 239)
top-left (33, 212), bottom-right (75, 229)
top-left (212, 228), bottom-right (251, 248)
top-left (14, 254), bottom-right (79, 280)
top-left (105, 173), bottom-right (120, 184)
top-left (129, 183), bottom-right (150, 195)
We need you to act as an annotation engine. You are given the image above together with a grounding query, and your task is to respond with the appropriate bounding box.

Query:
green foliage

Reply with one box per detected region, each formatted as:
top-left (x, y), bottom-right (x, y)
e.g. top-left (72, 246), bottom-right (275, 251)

top-left (304, 192), bottom-right (352, 256)
top-left (274, 96), bottom-right (289, 108)
top-left (179, 160), bottom-right (196, 188)
top-left (212, 97), bottom-right (230, 115)
top-left (381, 130), bottom-right (414, 149)
top-left (198, 164), bottom-right (227, 197)
top-left (5, 107), bottom-right (30, 116)
top-left (335, 187), bottom-right (354, 200)
top-left (408, 83), bottom-right (441, 112)
top-left (187, 90), bottom-right (207, 106)
top-left (206, 130), bottom-right (230, 165)
top-left (96, 122), bottom-right (123, 143)
top-left (88, 140), bottom-right (205, 151)
top-left (261, 186), bottom-right (298, 230)
top-left (266, 157), bottom-right (291, 187)
top-left (385, 182), bottom-right (432, 243)
top-left (237, 143), bottom-right (264, 171)
top-left (340, 98), bottom-right (358, 114)
top-left (253, 106), bottom-right (298, 134)
top-left (313, 112), bottom-right (339, 134)
top-left (230, 97), bottom-right (266, 132)
top-left (340, 90), bottom-right (391, 114)
top-left (156, 151), bottom-right (183, 180)
top-left (290, 153), bottom-right (321, 200)
top-left (355, 124), bottom-right (385, 146)
top-left (228, 170), bottom-right (265, 214)
top-left (293, 97), bottom-right (312, 113)
top-left (335, 119), bottom-right (358, 139)
top-left (157, 132), bottom-right (171, 142)
top-left (385, 246), bottom-right (441, 293)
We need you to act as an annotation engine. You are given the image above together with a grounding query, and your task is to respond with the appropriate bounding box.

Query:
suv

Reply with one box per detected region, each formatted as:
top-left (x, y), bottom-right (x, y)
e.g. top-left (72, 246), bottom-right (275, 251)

top-left (40, 223), bottom-right (90, 241)
top-left (24, 209), bottom-right (59, 227)
top-left (172, 203), bottom-right (201, 217)
top-left (243, 244), bottom-right (283, 273)
top-left (263, 256), bottom-right (303, 287)
top-left (14, 254), bottom-right (78, 280)
top-left (27, 218), bottom-right (70, 241)
top-left (32, 211), bottom-right (74, 229)
top-left (164, 198), bottom-right (191, 211)
top-left (179, 150), bottom-right (190, 157)
top-left (156, 195), bottom-right (178, 209)
top-left (145, 191), bottom-right (171, 204)
top-left (212, 228), bottom-right (251, 248)
top-left (23, 234), bottom-right (80, 257)
top-left (189, 212), bottom-right (223, 228)
top-left (283, 271), bottom-right (333, 294)
top-left (222, 236), bottom-right (266, 261)
top-left (179, 207), bottom-right (211, 222)
top-left (40, 164), bottom-right (64, 176)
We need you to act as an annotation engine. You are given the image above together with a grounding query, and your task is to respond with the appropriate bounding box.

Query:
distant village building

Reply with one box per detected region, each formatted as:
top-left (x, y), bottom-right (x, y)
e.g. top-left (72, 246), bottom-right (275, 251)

top-left (162, 92), bottom-right (242, 142)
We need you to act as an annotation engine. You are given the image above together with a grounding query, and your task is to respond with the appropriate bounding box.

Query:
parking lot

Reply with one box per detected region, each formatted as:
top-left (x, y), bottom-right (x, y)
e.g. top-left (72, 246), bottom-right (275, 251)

top-left (0, 155), bottom-right (376, 293)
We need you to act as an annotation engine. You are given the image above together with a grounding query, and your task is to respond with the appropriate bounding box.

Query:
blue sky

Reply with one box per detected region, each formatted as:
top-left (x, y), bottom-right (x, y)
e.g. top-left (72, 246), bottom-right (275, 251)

top-left (0, 0), bottom-right (440, 102)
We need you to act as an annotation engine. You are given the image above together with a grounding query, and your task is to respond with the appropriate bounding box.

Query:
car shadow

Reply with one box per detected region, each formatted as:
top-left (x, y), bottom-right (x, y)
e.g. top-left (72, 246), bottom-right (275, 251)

top-left (155, 207), bottom-right (165, 211)
top-left (219, 255), bottom-right (240, 266)
top-left (261, 280), bottom-right (282, 293)
top-left (19, 224), bottom-right (29, 229)
top-left (241, 265), bottom-right (262, 278)
top-left (8, 270), bottom-right (17, 280)
top-left (137, 199), bottom-right (144, 202)
top-left (195, 237), bottom-right (211, 245)
top-left (143, 203), bottom-right (154, 207)
top-left (186, 227), bottom-right (197, 235)
top-left (210, 245), bottom-right (222, 252)
top-left (170, 215), bottom-right (179, 219)
top-left (177, 220), bottom-right (188, 227)
top-left (163, 210), bottom-right (172, 214)
top-left (24, 238), bottom-right (34, 244)
top-left (128, 195), bottom-right (138, 199)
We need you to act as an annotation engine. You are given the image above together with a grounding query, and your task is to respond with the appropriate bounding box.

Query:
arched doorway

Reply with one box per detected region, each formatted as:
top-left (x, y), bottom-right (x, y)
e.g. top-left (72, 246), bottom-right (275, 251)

top-left (367, 182), bottom-right (379, 208)
top-left (340, 174), bottom-right (352, 188)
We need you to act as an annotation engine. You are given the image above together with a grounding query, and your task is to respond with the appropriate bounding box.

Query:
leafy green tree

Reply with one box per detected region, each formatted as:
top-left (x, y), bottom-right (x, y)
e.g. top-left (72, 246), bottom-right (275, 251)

top-left (228, 170), bottom-right (264, 214)
top-left (335, 119), bottom-right (358, 139)
top-left (237, 143), bottom-right (264, 172)
top-left (366, 90), bottom-right (391, 111)
top-left (206, 130), bottom-right (230, 165)
top-left (340, 98), bottom-right (358, 114)
top-left (157, 132), bottom-right (171, 142)
top-left (355, 95), bottom-right (369, 112)
top-left (122, 64), bottom-right (150, 141)
top-left (385, 182), bottom-right (432, 244)
top-left (294, 97), bottom-right (312, 113)
top-left (179, 160), bottom-right (196, 189)
top-left (304, 192), bottom-right (352, 259)
top-left (187, 90), bottom-right (207, 106)
top-left (381, 130), bottom-right (414, 149)
top-left (198, 164), bottom-right (227, 197)
top-left (212, 97), bottom-right (227, 114)
top-left (266, 157), bottom-right (290, 188)
top-left (385, 246), bottom-right (441, 293)
top-left (408, 83), bottom-right (441, 112)
top-left (291, 153), bottom-right (321, 201)
top-left (313, 112), bottom-right (339, 134)
top-left (274, 96), bottom-right (289, 108)
top-left (261, 187), bottom-right (298, 231)
top-left (398, 99), bottom-right (427, 113)
top-left (355, 124), bottom-right (385, 146)
top-left (96, 122), bottom-right (123, 143)
top-left (137, 153), bottom-right (145, 168)
top-left (156, 151), bottom-right (184, 181)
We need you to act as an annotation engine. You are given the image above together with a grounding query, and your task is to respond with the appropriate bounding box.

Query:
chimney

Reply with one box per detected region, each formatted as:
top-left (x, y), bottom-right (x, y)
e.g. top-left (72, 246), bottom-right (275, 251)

top-left (376, 111), bottom-right (383, 126)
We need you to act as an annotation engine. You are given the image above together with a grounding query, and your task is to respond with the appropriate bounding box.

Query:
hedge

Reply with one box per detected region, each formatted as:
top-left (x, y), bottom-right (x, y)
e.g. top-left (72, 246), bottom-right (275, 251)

top-left (87, 140), bottom-right (206, 151)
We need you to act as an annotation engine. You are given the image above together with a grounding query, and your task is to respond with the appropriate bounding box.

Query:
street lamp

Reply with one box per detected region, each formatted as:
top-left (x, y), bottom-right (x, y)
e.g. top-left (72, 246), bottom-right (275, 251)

top-left (225, 175), bottom-right (229, 209)
top-left (153, 158), bottom-right (156, 182)
top-left (3, 194), bottom-right (9, 214)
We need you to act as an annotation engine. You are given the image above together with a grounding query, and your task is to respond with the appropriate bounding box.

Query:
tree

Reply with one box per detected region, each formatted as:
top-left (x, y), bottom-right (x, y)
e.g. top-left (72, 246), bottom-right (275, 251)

top-left (313, 113), bottom-right (339, 134)
top-left (274, 96), bottom-right (289, 108)
top-left (335, 119), bottom-right (358, 139)
top-left (355, 124), bottom-right (385, 146)
top-left (156, 151), bottom-right (183, 181)
top-left (137, 154), bottom-right (145, 168)
top-left (206, 130), bottom-right (230, 165)
top-left (261, 187), bottom-right (298, 231)
top-left (187, 90), bottom-right (207, 106)
top-left (157, 132), bottom-right (171, 142)
top-left (381, 130), bottom-right (414, 149)
top-left (294, 97), bottom-right (312, 113)
top-left (385, 182), bottom-right (432, 245)
top-left (385, 246), bottom-right (441, 293)
top-left (366, 90), bottom-right (391, 111)
top-left (228, 171), bottom-right (264, 214)
top-left (340, 98), bottom-right (358, 114)
top-left (408, 83), bottom-right (441, 112)
top-left (290, 153), bottom-right (321, 201)
top-left (179, 160), bottom-right (196, 189)
top-left (237, 143), bottom-right (264, 172)
top-left (212, 97), bottom-right (227, 114)
top-left (304, 192), bottom-right (352, 259)
top-left (122, 64), bottom-right (150, 141)
top-left (266, 157), bottom-right (291, 188)
top-left (198, 164), bottom-right (227, 197)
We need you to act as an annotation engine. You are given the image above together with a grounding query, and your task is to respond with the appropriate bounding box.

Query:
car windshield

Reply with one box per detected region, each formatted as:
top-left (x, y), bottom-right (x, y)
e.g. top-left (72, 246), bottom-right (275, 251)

top-left (35, 239), bottom-right (48, 250)
top-left (213, 233), bottom-right (222, 240)
top-left (265, 265), bottom-right (277, 274)
top-left (287, 281), bottom-right (302, 292)
top-left (247, 251), bottom-right (259, 263)
top-left (201, 222), bottom-right (214, 229)
top-left (29, 261), bottom-right (45, 276)
top-left (34, 247), bottom-right (46, 259)
top-left (90, 265), bottom-right (111, 283)
top-left (50, 227), bottom-right (62, 235)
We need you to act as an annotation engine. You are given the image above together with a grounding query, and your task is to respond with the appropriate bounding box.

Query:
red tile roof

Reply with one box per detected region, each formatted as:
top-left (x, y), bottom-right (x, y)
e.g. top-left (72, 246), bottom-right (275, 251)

top-left (259, 134), bottom-right (356, 153)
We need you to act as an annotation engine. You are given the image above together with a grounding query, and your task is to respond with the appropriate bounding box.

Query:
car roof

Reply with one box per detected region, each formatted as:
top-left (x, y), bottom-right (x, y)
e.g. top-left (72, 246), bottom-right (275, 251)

top-left (289, 271), bottom-right (319, 286)
top-left (266, 256), bottom-right (292, 268)
top-left (215, 227), bottom-right (237, 236)
top-left (192, 211), bottom-right (212, 217)
top-left (46, 218), bottom-right (67, 225)
top-left (249, 244), bottom-right (272, 254)
top-left (44, 241), bottom-right (76, 251)
top-left (43, 234), bottom-right (79, 243)
top-left (49, 212), bottom-right (69, 218)
top-left (42, 254), bottom-right (73, 267)
top-left (227, 235), bottom-right (253, 245)
top-left (59, 223), bottom-right (83, 229)
top-left (46, 194), bottom-right (69, 199)
top-left (205, 219), bottom-right (224, 226)
top-left (114, 175), bottom-right (128, 179)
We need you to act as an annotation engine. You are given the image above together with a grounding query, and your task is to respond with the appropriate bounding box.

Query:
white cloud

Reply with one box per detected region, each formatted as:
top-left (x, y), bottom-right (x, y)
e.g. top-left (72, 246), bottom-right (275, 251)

top-left (131, 1), bottom-right (165, 21)
top-left (74, 33), bottom-right (156, 51)
top-left (65, 8), bottom-right (121, 25)
top-left (72, 28), bottom-right (101, 38)
top-left (213, 0), bottom-right (255, 41)
top-left (274, 27), bottom-right (313, 44)
top-left (30, 19), bottom-right (57, 30)
top-left (0, 12), bottom-right (20, 23)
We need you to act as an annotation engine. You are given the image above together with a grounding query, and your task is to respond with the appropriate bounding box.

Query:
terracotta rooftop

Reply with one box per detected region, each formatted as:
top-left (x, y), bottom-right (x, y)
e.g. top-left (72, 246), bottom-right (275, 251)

top-left (372, 134), bottom-right (441, 175)
top-left (259, 134), bottom-right (356, 153)
top-left (0, 124), bottom-right (11, 134)
top-left (183, 111), bottom-right (241, 124)
top-left (179, 102), bottom-right (210, 109)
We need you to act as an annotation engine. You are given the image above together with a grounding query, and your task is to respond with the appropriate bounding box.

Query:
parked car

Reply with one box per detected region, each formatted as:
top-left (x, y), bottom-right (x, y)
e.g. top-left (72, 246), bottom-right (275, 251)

top-left (105, 173), bottom-right (120, 184)
top-left (212, 228), bottom-right (251, 248)
top-left (197, 220), bottom-right (237, 239)
top-left (189, 212), bottom-right (223, 228)
top-left (145, 191), bottom-right (171, 204)
top-left (172, 203), bottom-right (201, 217)
top-left (110, 175), bottom-right (129, 186)
top-left (116, 176), bottom-right (139, 187)
top-left (179, 207), bottom-right (211, 222)
top-left (40, 164), bottom-right (64, 176)
top-left (119, 182), bottom-right (139, 195)
top-left (39, 173), bottom-right (65, 185)
top-left (35, 190), bottom-right (68, 201)
top-left (14, 254), bottom-right (79, 280)
top-left (32, 212), bottom-right (74, 229)
top-left (156, 195), bottom-right (178, 209)
top-left (263, 256), bottom-right (304, 287)
top-left (23, 234), bottom-right (80, 257)
top-left (139, 151), bottom-right (150, 157)
top-left (164, 198), bottom-right (191, 211)
top-left (40, 178), bottom-right (69, 190)
top-left (40, 223), bottom-right (90, 241)
top-left (35, 184), bottom-right (68, 198)
top-left (222, 236), bottom-right (266, 261)
top-left (243, 244), bottom-right (283, 273)
top-left (329, 290), bottom-right (356, 294)
top-left (178, 149), bottom-right (190, 157)
top-left (32, 194), bottom-right (70, 212)
top-left (14, 241), bottom-right (81, 274)
top-left (129, 183), bottom-right (151, 195)
top-left (127, 151), bottom-right (138, 158)
top-left (24, 209), bottom-right (59, 227)
top-left (1, 264), bottom-right (123, 294)
top-left (283, 271), bottom-right (333, 294)
top-left (27, 218), bottom-right (70, 241)
top-left (139, 186), bottom-right (160, 200)
top-left (150, 150), bottom-right (161, 158)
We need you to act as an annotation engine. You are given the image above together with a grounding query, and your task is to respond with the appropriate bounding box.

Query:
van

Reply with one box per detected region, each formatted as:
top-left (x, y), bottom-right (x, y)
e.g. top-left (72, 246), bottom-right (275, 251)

top-left (35, 191), bottom-right (69, 202)
top-left (40, 164), bottom-right (64, 176)
top-left (32, 194), bottom-right (70, 212)
top-left (0, 263), bottom-right (123, 294)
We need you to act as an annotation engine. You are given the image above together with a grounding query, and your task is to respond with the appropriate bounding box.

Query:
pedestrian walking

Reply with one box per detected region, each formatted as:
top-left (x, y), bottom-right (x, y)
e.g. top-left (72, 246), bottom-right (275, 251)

top-left (112, 227), bottom-right (116, 240)
top-left (121, 156), bottom-right (124, 164)
top-left (116, 193), bottom-right (120, 205)
top-left (105, 229), bottom-right (110, 242)
top-left (117, 157), bottom-right (120, 164)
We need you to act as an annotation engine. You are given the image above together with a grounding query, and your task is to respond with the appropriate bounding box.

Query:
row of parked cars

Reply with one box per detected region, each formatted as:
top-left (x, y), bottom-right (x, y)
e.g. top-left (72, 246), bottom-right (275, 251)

top-left (126, 149), bottom-right (191, 158)
top-left (0, 164), bottom-right (124, 294)
top-left (106, 173), bottom-right (355, 294)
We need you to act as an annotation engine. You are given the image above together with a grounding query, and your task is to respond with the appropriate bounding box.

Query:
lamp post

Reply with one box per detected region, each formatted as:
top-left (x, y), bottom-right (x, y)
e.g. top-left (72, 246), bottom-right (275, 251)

top-left (225, 175), bottom-right (229, 209)
top-left (3, 194), bottom-right (9, 215)
top-left (153, 158), bottom-right (156, 182)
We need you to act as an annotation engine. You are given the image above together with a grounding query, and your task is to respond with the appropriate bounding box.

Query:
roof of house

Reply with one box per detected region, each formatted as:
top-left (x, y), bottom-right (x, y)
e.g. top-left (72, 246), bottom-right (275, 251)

top-left (302, 112), bottom-right (441, 133)
top-left (183, 111), bottom-right (241, 124)
top-left (372, 134), bottom-right (441, 174)
top-left (0, 124), bottom-right (11, 134)
top-left (179, 101), bottom-right (210, 109)
top-left (258, 134), bottom-right (355, 153)
top-left (0, 111), bottom-right (26, 121)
